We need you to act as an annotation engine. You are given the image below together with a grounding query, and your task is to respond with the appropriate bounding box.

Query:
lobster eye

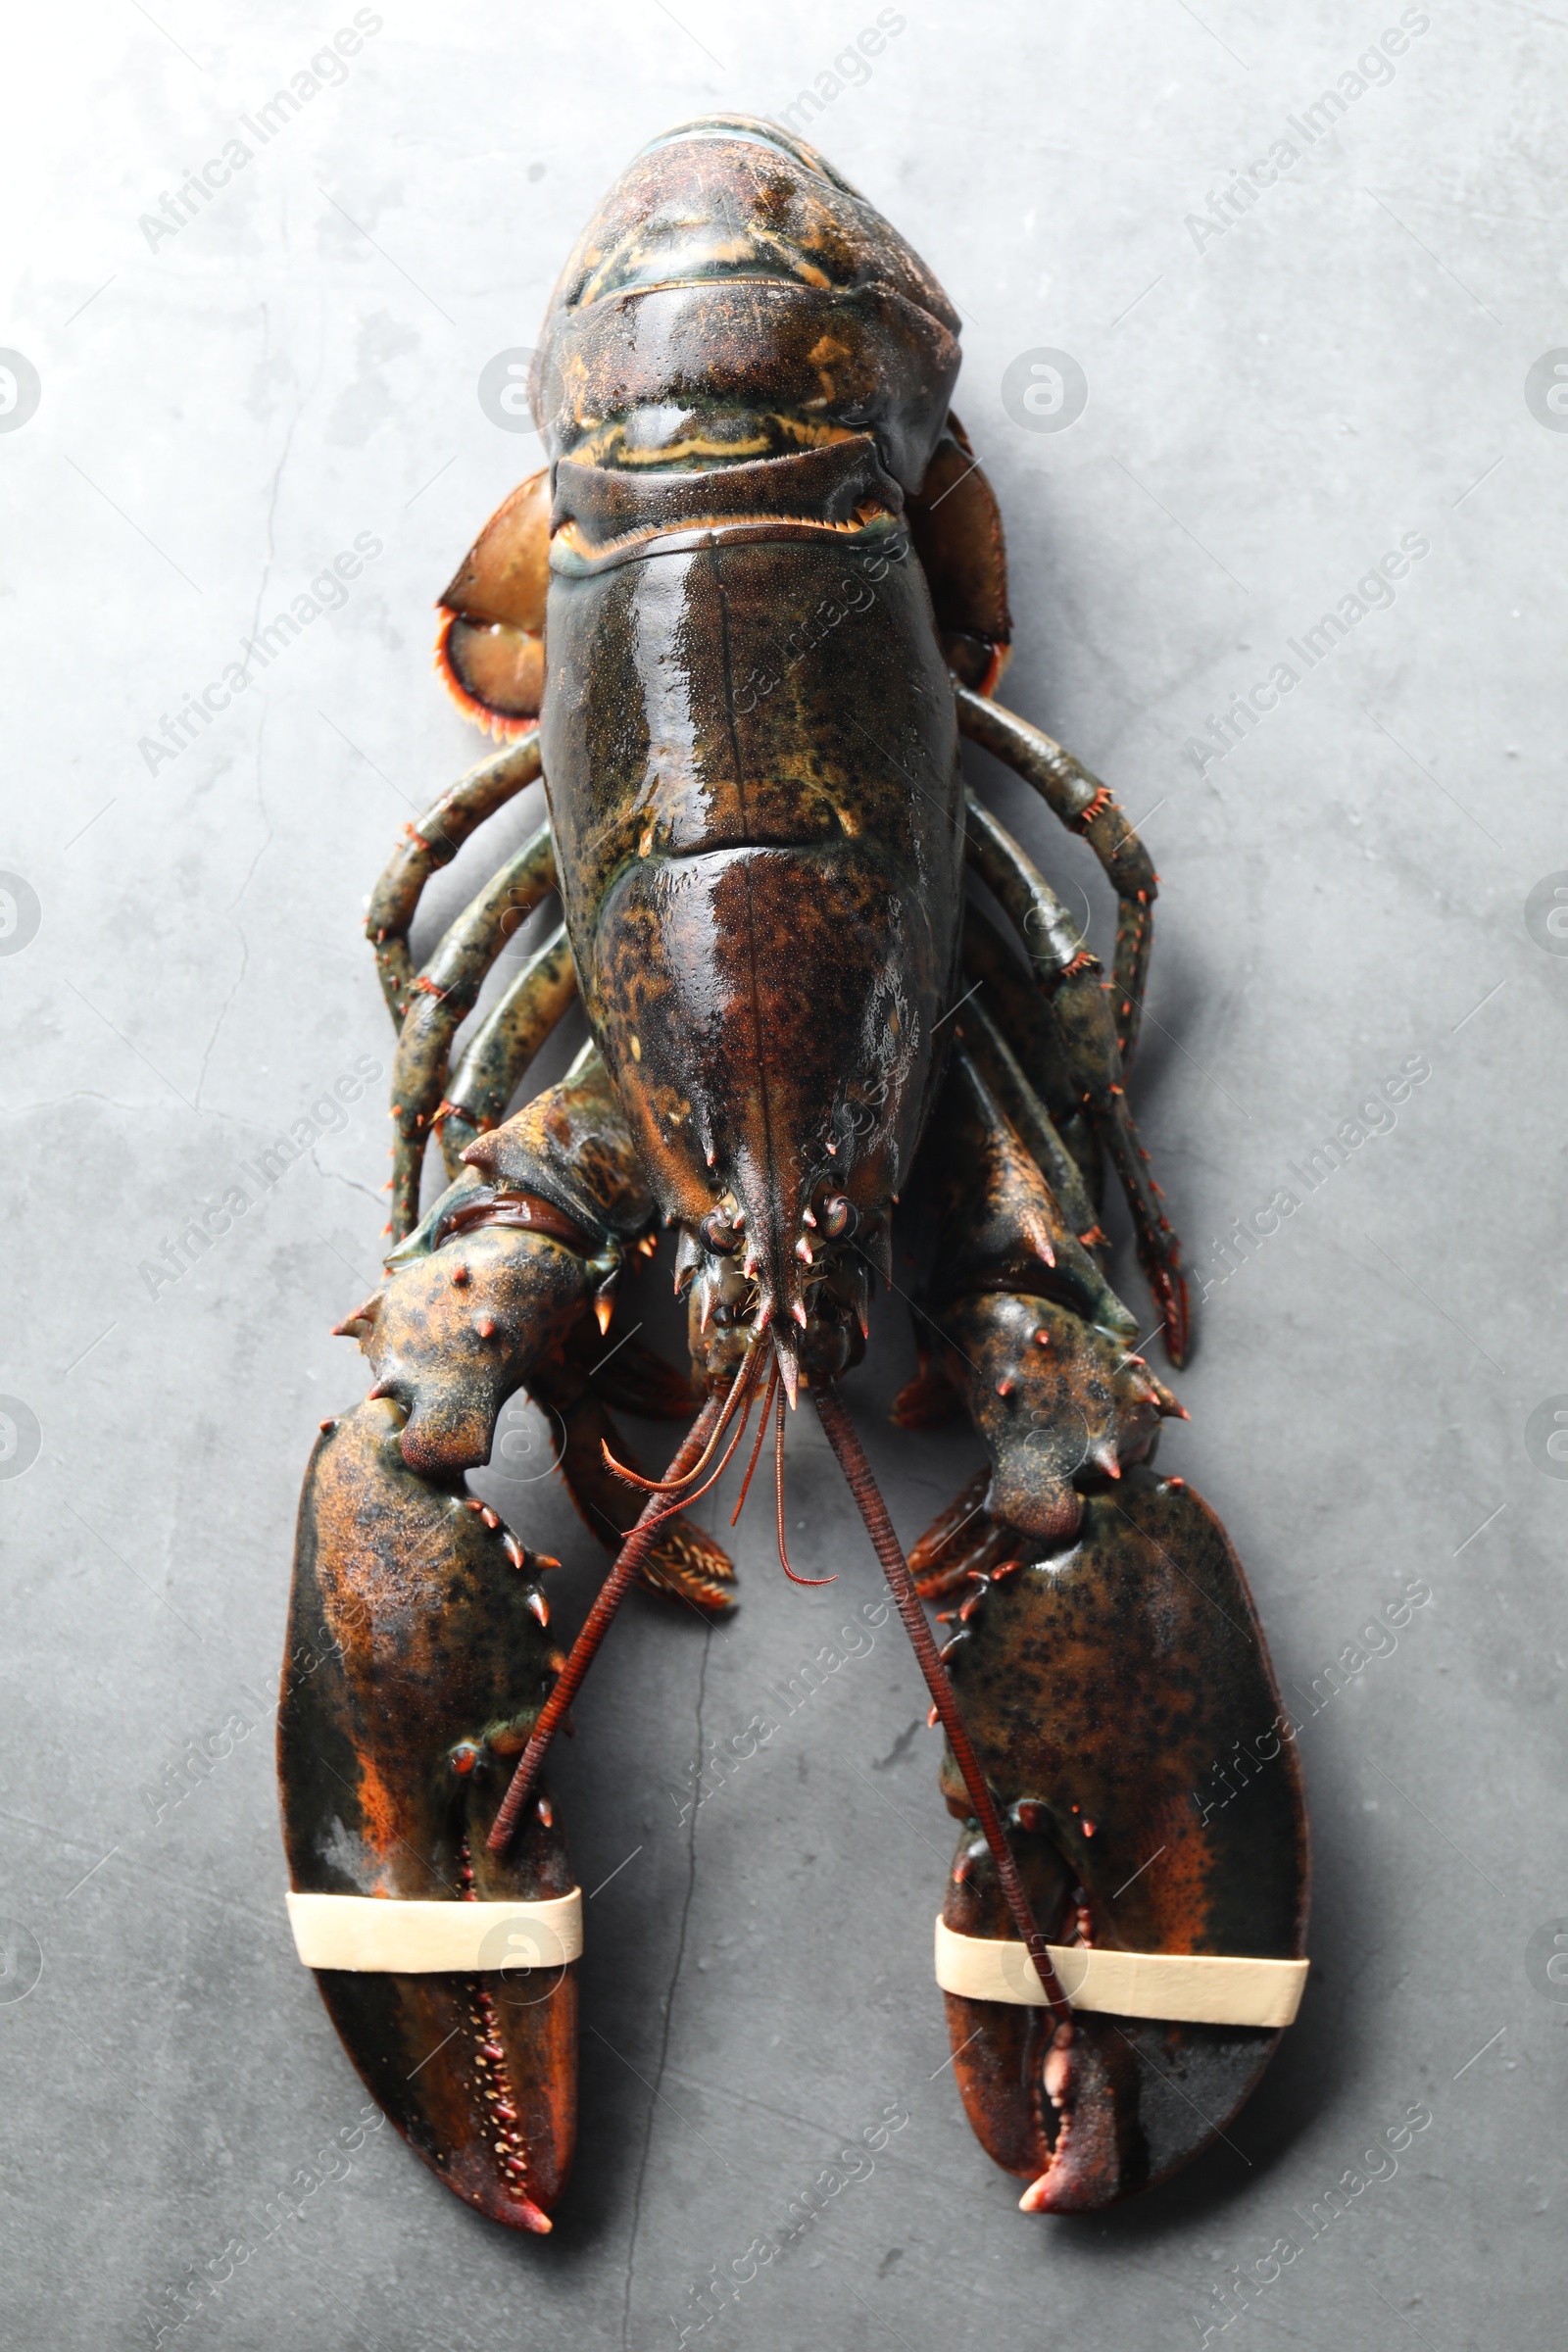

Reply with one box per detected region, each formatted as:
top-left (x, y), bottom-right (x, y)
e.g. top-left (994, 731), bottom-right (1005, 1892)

top-left (818, 1195), bottom-right (854, 1238)
top-left (699, 1208), bottom-right (742, 1254)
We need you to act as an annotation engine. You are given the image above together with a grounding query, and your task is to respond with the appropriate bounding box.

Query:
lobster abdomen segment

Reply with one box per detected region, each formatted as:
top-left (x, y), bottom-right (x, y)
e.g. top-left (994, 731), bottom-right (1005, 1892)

top-left (534, 116), bottom-right (959, 490)
top-left (542, 444), bottom-right (957, 911)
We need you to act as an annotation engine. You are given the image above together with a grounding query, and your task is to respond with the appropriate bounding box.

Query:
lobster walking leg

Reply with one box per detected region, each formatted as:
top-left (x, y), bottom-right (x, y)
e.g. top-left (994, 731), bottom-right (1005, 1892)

top-left (552, 1387), bottom-right (737, 1612)
top-left (437, 921), bottom-right (578, 1170)
top-left (956, 1001), bottom-right (1114, 1286)
top-left (965, 790), bottom-right (1190, 1363)
top-left (891, 994), bottom-right (1132, 1441)
top-left (390, 821), bottom-right (558, 1237)
top-left (961, 903), bottom-right (1103, 1227)
top-left (367, 734), bottom-right (542, 1024)
top-left (956, 683), bottom-right (1158, 1068)
top-left (900, 424), bottom-right (1156, 1072)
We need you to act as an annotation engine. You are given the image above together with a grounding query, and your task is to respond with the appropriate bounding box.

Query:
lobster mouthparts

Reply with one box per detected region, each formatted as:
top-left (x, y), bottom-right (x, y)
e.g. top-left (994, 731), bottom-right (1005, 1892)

top-left (596, 843), bottom-right (923, 1359)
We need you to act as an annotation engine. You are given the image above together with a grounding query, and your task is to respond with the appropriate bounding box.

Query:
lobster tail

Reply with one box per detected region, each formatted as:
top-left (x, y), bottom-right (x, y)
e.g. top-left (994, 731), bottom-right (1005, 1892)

top-left (531, 115), bottom-right (960, 492)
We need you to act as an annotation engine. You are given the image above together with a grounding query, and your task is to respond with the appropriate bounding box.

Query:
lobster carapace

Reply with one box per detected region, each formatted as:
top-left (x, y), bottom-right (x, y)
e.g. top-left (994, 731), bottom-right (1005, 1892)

top-left (279, 114), bottom-right (1308, 2234)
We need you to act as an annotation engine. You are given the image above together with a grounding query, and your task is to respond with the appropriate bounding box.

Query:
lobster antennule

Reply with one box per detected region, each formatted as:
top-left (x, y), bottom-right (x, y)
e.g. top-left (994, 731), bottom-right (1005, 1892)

top-left (600, 1336), bottom-right (760, 1494)
top-left (773, 1375), bottom-right (835, 1585)
top-left (731, 1358), bottom-right (780, 1526)
top-left (725, 1163), bottom-right (808, 1401)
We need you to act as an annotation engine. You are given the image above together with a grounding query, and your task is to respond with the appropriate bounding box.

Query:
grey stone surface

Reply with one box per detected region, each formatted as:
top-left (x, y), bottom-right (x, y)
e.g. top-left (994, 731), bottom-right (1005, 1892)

top-left (2, 3), bottom-right (1563, 2345)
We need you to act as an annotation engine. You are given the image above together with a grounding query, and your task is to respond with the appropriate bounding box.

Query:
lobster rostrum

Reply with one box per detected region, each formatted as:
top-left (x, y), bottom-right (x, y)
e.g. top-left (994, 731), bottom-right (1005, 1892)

top-left (280, 116), bottom-right (1308, 2233)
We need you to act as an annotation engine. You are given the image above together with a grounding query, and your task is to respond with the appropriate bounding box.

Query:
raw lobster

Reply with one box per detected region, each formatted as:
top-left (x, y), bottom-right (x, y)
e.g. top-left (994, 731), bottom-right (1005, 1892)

top-left (278, 113), bottom-right (1308, 2232)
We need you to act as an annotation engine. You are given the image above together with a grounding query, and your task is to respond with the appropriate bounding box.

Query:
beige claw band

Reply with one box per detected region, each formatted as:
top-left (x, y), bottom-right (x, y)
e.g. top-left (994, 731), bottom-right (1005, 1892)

top-left (287, 1889), bottom-right (582, 1974)
top-left (934, 1919), bottom-right (1307, 2028)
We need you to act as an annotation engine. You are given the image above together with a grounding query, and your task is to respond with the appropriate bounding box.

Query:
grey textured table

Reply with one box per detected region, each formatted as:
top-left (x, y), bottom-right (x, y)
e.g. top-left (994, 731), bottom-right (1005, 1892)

top-left (3, 4), bottom-right (1563, 2345)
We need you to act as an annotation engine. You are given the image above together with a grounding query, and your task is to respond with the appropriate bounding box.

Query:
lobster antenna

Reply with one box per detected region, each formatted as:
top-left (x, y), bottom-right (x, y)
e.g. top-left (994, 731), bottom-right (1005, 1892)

top-left (665, 1351), bottom-right (768, 1522)
top-left (600, 1338), bottom-right (758, 1494)
top-left (488, 1345), bottom-right (760, 1854)
top-left (811, 1382), bottom-right (1072, 2014)
top-left (775, 1375), bottom-right (835, 1585)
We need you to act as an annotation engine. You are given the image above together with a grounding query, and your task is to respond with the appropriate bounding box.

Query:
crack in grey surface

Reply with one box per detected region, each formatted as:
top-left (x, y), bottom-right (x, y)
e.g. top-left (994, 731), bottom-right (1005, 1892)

top-left (194, 929), bottom-right (248, 1112)
top-left (310, 1157), bottom-right (385, 1210)
top-left (4, 1092), bottom-right (154, 1116)
top-left (872, 1715), bottom-right (924, 1771)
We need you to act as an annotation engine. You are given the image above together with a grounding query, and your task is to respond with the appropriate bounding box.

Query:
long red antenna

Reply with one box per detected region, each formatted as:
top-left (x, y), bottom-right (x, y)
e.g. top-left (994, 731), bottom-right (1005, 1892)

top-left (811, 1383), bottom-right (1071, 2015)
top-left (488, 1347), bottom-right (758, 1854)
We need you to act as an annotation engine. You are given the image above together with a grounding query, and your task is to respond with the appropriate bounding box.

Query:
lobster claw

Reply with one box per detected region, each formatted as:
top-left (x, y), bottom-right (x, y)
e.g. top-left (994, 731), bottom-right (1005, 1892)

top-left (937, 1470), bottom-right (1310, 2213)
top-left (279, 1400), bottom-right (575, 2230)
top-left (1021, 2016), bottom-right (1143, 2213)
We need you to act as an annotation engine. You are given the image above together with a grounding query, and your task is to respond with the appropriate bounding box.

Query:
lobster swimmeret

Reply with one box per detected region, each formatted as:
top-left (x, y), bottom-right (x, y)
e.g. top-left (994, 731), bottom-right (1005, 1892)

top-left (279, 116), bottom-right (1308, 2232)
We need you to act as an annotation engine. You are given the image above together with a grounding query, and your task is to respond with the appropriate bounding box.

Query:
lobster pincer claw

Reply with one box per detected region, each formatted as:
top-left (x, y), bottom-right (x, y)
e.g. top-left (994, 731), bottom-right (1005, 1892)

top-left (934, 1467), bottom-right (1309, 2215)
top-left (279, 1399), bottom-right (576, 2232)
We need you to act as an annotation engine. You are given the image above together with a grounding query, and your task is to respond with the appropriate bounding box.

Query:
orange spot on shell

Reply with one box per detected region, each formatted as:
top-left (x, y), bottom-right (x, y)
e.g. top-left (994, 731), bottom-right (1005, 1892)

top-left (354, 1756), bottom-right (404, 1862)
